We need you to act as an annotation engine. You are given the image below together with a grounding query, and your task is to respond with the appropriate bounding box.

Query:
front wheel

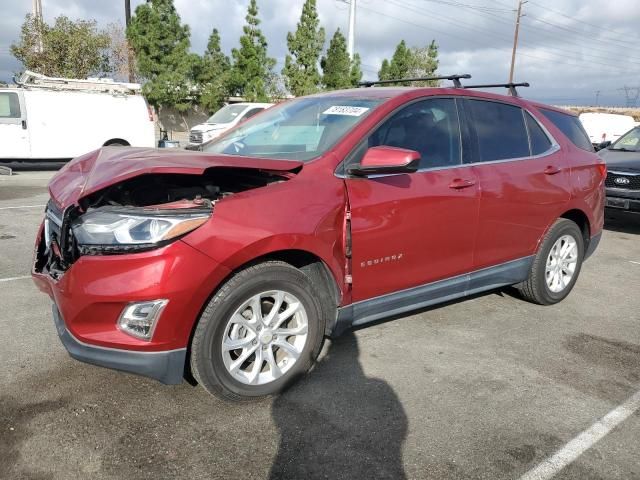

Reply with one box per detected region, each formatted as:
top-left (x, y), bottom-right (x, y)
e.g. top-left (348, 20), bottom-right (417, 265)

top-left (190, 261), bottom-right (325, 401)
top-left (516, 218), bottom-right (585, 305)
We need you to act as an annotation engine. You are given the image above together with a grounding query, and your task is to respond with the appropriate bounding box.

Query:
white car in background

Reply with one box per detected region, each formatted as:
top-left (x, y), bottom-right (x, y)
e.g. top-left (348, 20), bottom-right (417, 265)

top-left (579, 112), bottom-right (637, 148)
top-left (187, 102), bottom-right (273, 149)
top-left (0, 71), bottom-right (155, 163)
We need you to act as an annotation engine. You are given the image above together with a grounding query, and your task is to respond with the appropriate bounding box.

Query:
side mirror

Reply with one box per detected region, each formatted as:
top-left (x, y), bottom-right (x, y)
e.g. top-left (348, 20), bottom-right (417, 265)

top-left (348, 146), bottom-right (420, 176)
top-left (596, 140), bottom-right (612, 151)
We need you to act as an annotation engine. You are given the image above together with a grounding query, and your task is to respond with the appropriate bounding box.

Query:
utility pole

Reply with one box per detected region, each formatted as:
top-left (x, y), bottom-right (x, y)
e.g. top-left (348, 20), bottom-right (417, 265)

top-left (347, 0), bottom-right (356, 59)
top-left (32, 0), bottom-right (44, 53)
top-left (508, 0), bottom-right (526, 87)
top-left (125, 0), bottom-right (135, 82)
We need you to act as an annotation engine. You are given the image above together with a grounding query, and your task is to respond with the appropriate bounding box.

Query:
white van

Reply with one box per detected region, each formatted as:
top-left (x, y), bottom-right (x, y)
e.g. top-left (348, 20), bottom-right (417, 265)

top-left (579, 112), bottom-right (636, 147)
top-left (0, 71), bottom-right (155, 162)
top-left (187, 102), bottom-right (273, 149)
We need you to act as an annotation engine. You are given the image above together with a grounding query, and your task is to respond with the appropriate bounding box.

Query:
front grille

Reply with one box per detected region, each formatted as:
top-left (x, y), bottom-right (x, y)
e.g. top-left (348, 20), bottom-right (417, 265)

top-left (189, 131), bottom-right (203, 144)
top-left (605, 172), bottom-right (640, 190)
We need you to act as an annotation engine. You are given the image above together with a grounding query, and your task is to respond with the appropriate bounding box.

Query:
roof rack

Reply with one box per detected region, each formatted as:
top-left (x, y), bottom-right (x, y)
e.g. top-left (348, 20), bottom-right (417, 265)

top-left (359, 74), bottom-right (472, 89)
top-left (14, 70), bottom-right (142, 95)
top-left (462, 82), bottom-right (530, 97)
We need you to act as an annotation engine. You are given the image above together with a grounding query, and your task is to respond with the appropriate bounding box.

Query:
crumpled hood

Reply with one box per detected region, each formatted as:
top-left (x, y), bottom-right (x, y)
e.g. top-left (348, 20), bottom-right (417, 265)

top-left (48, 147), bottom-right (303, 208)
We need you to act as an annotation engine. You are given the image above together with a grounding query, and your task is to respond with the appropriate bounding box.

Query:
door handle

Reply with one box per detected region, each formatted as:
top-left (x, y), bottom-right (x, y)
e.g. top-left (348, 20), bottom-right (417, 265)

top-left (544, 165), bottom-right (561, 175)
top-left (21, 120), bottom-right (27, 130)
top-left (449, 178), bottom-right (476, 190)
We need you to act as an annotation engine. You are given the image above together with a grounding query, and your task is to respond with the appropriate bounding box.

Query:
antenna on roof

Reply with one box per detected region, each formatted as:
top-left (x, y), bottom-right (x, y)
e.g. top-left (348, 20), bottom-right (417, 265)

top-left (462, 82), bottom-right (530, 97)
top-left (358, 74), bottom-right (472, 89)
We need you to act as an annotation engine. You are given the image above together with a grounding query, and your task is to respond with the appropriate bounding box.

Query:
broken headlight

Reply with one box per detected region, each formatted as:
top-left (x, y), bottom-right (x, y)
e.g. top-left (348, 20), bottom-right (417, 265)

top-left (71, 207), bottom-right (210, 254)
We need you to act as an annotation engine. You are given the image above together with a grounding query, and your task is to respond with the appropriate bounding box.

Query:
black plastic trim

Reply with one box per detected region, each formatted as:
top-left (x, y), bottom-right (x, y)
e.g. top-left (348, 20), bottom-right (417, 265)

top-left (52, 305), bottom-right (186, 385)
top-left (332, 256), bottom-right (534, 337)
top-left (585, 232), bottom-right (602, 260)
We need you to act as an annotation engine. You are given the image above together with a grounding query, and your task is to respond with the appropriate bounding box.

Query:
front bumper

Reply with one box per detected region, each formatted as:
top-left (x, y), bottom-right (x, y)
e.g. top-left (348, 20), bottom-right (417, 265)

top-left (605, 187), bottom-right (640, 213)
top-left (52, 305), bottom-right (186, 384)
top-left (32, 224), bottom-right (231, 383)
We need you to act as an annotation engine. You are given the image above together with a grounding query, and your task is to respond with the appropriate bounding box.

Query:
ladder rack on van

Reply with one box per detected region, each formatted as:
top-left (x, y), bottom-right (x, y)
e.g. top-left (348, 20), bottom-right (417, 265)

top-left (14, 70), bottom-right (142, 95)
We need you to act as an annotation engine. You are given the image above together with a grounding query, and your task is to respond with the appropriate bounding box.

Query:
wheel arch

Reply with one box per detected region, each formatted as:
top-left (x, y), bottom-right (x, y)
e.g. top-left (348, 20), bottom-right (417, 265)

top-left (559, 208), bottom-right (591, 254)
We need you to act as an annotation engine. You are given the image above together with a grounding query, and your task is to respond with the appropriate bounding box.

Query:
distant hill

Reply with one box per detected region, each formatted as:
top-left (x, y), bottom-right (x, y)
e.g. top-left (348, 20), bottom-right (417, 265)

top-left (556, 106), bottom-right (640, 121)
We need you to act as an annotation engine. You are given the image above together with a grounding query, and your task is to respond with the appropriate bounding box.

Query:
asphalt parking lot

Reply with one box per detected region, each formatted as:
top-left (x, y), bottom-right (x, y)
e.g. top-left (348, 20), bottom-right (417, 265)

top-left (1, 170), bottom-right (639, 480)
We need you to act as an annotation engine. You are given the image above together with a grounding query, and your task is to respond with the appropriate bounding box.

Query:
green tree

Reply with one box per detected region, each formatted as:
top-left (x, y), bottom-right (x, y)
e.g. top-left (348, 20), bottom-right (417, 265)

top-left (382, 40), bottom-right (412, 84)
top-left (229, 0), bottom-right (276, 102)
top-left (378, 58), bottom-right (391, 81)
top-left (408, 40), bottom-right (440, 86)
top-left (321, 29), bottom-right (361, 90)
top-left (196, 28), bottom-right (231, 112)
top-left (283, 0), bottom-right (325, 96)
top-left (350, 52), bottom-right (363, 87)
top-left (127, 0), bottom-right (196, 111)
top-left (11, 14), bottom-right (110, 78)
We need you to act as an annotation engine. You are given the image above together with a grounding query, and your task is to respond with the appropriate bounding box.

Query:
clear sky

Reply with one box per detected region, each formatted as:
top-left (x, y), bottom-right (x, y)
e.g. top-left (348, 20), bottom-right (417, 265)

top-left (1, 0), bottom-right (639, 106)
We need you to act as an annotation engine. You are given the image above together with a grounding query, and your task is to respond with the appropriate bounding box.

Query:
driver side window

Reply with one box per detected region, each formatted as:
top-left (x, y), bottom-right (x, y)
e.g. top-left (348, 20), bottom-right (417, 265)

top-left (367, 98), bottom-right (462, 170)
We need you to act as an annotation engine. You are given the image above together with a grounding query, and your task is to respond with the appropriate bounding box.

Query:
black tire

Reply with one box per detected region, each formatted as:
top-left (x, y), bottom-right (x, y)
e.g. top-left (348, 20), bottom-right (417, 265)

top-left (104, 141), bottom-right (127, 147)
top-left (190, 261), bottom-right (326, 401)
top-left (516, 218), bottom-right (585, 305)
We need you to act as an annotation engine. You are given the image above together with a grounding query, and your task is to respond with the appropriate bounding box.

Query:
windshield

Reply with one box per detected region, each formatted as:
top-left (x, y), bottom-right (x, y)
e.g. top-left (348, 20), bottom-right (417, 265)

top-left (203, 96), bottom-right (385, 161)
top-left (207, 104), bottom-right (248, 124)
top-left (611, 127), bottom-right (640, 151)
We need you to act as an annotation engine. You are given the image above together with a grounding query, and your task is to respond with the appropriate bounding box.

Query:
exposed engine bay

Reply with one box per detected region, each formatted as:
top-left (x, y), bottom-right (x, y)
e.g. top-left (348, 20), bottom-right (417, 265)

top-left (36, 167), bottom-right (293, 277)
top-left (79, 167), bottom-right (291, 210)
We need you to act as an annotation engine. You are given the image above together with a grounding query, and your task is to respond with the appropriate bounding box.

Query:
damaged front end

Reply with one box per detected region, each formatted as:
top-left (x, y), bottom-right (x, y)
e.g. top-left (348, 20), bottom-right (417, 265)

top-left (35, 167), bottom-right (293, 278)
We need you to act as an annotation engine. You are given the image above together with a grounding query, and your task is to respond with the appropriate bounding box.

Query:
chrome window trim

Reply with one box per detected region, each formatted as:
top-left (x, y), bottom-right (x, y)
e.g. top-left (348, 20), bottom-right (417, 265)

top-left (336, 100), bottom-right (561, 179)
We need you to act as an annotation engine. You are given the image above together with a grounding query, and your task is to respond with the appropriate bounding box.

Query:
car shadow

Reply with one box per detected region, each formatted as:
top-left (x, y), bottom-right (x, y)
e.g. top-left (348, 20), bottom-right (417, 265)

top-left (604, 209), bottom-right (640, 235)
top-left (269, 331), bottom-right (408, 480)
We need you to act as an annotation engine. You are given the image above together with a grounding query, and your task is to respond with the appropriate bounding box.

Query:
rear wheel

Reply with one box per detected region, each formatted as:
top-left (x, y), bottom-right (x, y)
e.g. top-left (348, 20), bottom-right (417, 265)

top-left (190, 261), bottom-right (325, 401)
top-left (516, 219), bottom-right (584, 305)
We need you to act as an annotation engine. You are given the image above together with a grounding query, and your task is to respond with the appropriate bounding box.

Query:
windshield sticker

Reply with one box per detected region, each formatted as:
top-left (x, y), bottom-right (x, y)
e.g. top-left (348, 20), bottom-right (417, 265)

top-left (322, 106), bottom-right (370, 117)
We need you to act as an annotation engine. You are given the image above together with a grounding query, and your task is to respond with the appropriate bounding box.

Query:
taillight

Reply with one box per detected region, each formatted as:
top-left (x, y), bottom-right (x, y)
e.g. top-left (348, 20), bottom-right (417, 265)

top-left (597, 163), bottom-right (607, 179)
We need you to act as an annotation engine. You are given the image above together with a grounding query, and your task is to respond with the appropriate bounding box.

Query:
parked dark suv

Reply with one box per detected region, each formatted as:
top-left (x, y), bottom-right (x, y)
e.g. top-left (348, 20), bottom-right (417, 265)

top-left (33, 76), bottom-right (606, 401)
top-left (599, 126), bottom-right (640, 213)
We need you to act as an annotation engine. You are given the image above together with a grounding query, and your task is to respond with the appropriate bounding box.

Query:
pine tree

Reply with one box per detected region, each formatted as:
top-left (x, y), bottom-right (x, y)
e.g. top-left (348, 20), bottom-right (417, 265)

top-left (350, 52), bottom-right (363, 87)
top-left (321, 29), bottom-right (352, 90)
top-left (378, 59), bottom-right (391, 81)
top-left (197, 28), bottom-right (231, 112)
top-left (387, 40), bottom-right (412, 83)
top-left (127, 0), bottom-right (196, 111)
top-left (283, 0), bottom-right (325, 96)
top-left (229, 0), bottom-right (276, 102)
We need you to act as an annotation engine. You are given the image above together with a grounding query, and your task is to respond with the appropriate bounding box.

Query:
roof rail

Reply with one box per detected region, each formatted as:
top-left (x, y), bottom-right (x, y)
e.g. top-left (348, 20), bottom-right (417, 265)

top-left (14, 70), bottom-right (142, 95)
top-left (359, 74), bottom-right (472, 89)
top-left (462, 82), bottom-right (530, 97)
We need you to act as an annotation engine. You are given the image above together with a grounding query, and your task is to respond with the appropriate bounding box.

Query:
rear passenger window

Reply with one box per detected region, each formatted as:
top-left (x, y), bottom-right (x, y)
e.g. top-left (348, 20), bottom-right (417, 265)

top-left (468, 100), bottom-right (530, 161)
top-left (0, 92), bottom-right (20, 119)
top-left (525, 112), bottom-right (552, 155)
top-left (540, 108), bottom-right (593, 152)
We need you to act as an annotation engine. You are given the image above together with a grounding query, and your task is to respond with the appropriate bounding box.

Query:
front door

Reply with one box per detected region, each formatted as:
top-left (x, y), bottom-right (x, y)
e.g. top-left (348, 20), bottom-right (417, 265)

top-left (0, 91), bottom-right (30, 159)
top-left (344, 98), bottom-right (480, 302)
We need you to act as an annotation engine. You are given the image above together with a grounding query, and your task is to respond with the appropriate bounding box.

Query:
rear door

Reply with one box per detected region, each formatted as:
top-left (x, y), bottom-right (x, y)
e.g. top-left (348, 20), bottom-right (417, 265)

top-left (0, 91), bottom-right (30, 159)
top-left (344, 97), bottom-right (480, 302)
top-left (464, 98), bottom-right (571, 270)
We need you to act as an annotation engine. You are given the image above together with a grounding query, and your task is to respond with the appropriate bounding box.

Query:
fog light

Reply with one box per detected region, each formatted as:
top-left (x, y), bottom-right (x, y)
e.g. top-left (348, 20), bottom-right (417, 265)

top-left (118, 300), bottom-right (168, 340)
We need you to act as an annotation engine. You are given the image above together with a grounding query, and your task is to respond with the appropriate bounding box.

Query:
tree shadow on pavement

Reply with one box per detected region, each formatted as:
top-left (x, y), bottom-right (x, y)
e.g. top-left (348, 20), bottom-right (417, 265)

top-left (269, 332), bottom-right (408, 480)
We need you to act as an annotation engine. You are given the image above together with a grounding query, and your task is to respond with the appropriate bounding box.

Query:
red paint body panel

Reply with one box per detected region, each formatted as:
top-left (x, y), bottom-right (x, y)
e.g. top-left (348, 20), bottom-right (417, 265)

top-left (346, 168), bottom-right (479, 301)
top-left (32, 236), bottom-right (230, 352)
top-left (33, 86), bottom-right (605, 371)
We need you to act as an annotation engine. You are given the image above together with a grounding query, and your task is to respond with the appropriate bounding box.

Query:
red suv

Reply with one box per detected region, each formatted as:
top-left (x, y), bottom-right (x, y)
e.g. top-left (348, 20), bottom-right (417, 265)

top-left (32, 78), bottom-right (605, 400)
